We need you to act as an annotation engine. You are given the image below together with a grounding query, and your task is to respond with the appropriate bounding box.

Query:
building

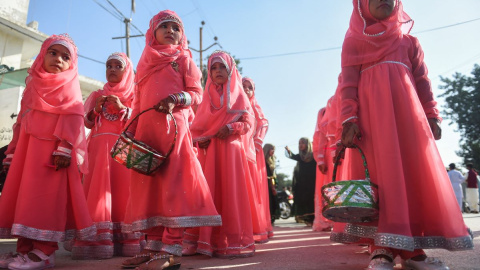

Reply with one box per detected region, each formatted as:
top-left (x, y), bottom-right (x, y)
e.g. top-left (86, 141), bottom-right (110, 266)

top-left (0, 0), bottom-right (102, 147)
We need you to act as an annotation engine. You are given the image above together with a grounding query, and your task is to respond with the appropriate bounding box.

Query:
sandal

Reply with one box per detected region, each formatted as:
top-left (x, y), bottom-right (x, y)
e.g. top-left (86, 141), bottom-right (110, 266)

top-left (141, 254), bottom-right (180, 270)
top-left (121, 253), bottom-right (153, 269)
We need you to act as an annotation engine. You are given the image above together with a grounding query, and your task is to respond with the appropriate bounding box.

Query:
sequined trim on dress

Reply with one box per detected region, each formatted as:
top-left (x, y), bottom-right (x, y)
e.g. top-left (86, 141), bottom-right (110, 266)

top-left (360, 61), bottom-right (411, 73)
top-left (145, 240), bottom-right (182, 256)
top-left (196, 241), bottom-right (255, 258)
top-left (9, 224), bottom-right (96, 242)
top-left (122, 215), bottom-right (222, 233)
top-left (71, 245), bottom-right (114, 260)
top-left (331, 224), bottom-right (474, 251)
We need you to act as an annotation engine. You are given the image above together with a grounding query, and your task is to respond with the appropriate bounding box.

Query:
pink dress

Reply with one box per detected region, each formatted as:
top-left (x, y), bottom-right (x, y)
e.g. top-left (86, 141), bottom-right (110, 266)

top-left (332, 0), bottom-right (473, 252)
top-left (186, 51), bottom-right (256, 258)
top-left (71, 53), bottom-right (142, 259)
top-left (0, 35), bottom-right (95, 245)
top-left (243, 77), bottom-right (273, 242)
top-left (121, 10), bottom-right (221, 257)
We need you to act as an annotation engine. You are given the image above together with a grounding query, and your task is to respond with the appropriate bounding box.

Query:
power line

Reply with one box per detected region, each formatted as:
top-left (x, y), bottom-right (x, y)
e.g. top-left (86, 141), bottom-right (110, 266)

top-left (239, 17), bottom-right (480, 61)
top-left (92, 0), bottom-right (123, 21)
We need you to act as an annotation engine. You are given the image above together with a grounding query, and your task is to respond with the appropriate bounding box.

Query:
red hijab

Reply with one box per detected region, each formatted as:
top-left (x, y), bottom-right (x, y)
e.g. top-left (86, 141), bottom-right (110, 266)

top-left (342, 0), bottom-right (413, 67)
top-left (135, 10), bottom-right (190, 86)
top-left (191, 51), bottom-right (256, 161)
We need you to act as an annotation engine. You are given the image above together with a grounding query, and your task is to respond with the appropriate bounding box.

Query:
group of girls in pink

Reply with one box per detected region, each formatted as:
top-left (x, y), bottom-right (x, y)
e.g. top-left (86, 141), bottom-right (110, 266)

top-left (0, 8), bottom-right (275, 270)
top-left (311, 0), bottom-right (474, 269)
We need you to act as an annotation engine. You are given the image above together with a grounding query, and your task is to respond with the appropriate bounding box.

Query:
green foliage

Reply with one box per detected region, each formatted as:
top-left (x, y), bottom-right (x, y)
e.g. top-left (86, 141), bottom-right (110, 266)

top-left (275, 173), bottom-right (290, 189)
top-left (438, 64), bottom-right (480, 166)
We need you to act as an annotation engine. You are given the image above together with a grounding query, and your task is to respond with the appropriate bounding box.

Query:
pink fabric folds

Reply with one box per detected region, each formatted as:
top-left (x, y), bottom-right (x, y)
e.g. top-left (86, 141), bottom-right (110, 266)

top-left (19, 34), bottom-right (88, 173)
top-left (342, 0), bottom-right (413, 67)
top-left (191, 50), bottom-right (256, 162)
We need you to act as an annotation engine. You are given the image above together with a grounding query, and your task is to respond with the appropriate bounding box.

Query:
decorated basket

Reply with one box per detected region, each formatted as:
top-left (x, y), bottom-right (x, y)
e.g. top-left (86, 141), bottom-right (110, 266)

top-left (111, 107), bottom-right (177, 175)
top-left (321, 144), bottom-right (379, 223)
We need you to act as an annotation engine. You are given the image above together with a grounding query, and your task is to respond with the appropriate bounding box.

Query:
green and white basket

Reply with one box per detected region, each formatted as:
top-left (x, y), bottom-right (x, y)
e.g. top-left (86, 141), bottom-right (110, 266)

top-left (321, 145), bottom-right (379, 223)
top-left (111, 108), bottom-right (177, 175)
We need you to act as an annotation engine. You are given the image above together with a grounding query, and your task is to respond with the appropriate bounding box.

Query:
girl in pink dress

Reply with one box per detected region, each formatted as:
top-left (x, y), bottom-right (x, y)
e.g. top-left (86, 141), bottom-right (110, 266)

top-left (242, 77), bottom-right (273, 242)
top-left (336, 1), bottom-right (474, 269)
top-left (184, 50), bottom-right (256, 258)
top-left (71, 52), bottom-right (142, 260)
top-left (0, 34), bottom-right (95, 270)
top-left (119, 10), bottom-right (221, 270)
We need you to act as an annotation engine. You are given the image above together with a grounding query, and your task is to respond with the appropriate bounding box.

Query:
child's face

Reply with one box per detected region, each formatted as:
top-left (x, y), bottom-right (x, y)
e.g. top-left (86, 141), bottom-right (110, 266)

top-left (210, 62), bottom-right (228, 85)
top-left (242, 81), bottom-right (254, 98)
top-left (269, 149), bottom-right (275, 156)
top-left (368, 0), bottom-right (396, 20)
top-left (299, 140), bottom-right (307, 151)
top-left (43, 44), bottom-right (72, 74)
top-left (105, 59), bottom-right (126, 83)
top-left (155, 22), bottom-right (181, 45)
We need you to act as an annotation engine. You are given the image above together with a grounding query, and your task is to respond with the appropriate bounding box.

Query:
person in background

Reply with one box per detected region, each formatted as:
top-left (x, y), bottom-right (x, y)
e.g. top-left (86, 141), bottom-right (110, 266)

top-left (285, 138), bottom-right (316, 226)
top-left (263, 143), bottom-right (278, 224)
top-left (465, 163), bottom-right (479, 213)
top-left (448, 163), bottom-right (465, 212)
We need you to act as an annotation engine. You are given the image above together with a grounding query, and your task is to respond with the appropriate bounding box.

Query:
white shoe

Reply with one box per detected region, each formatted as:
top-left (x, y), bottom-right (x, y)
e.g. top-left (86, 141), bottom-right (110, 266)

top-left (181, 244), bottom-right (197, 256)
top-left (366, 258), bottom-right (395, 270)
top-left (8, 250), bottom-right (55, 270)
top-left (402, 257), bottom-right (449, 270)
top-left (0, 253), bottom-right (26, 269)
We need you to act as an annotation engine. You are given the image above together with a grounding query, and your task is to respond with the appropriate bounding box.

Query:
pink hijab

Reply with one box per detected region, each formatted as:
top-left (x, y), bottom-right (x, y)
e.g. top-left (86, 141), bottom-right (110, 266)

top-left (22, 34), bottom-right (88, 172)
top-left (135, 10), bottom-right (190, 86)
top-left (191, 50), bottom-right (256, 161)
top-left (242, 77), bottom-right (267, 122)
top-left (342, 0), bottom-right (413, 67)
top-left (102, 52), bottom-right (135, 103)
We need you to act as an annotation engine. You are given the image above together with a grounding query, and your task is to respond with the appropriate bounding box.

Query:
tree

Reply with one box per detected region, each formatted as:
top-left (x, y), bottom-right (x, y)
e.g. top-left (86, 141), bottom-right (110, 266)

top-left (275, 173), bottom-right (290, 189)
top-left (438, 64), bottom-right (480, 165)
top-left (200, 53), bottom-right (243, 88)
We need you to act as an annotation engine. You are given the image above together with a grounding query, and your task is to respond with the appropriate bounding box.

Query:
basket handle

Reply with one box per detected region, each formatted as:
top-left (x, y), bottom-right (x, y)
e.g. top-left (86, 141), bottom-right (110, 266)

top-left (331, 144), bottom-right (370, 182)
top-left (122, 107), bottom-right (178, 159)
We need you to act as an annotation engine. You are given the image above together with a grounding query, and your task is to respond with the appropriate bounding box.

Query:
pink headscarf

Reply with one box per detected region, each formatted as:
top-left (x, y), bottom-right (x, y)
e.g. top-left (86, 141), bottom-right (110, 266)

top-left (135, 10), bottom-right (191, 86)
top-left (342, 0), bottom-right (413, 67)
top-left (242, 77), bottom-right (267, 121)
top-left (191, 51), bottom-right (256, 161)
top-left (101, 52), bottom-right (135, 103)
top-left (21, 34), bottom-right (88, 172)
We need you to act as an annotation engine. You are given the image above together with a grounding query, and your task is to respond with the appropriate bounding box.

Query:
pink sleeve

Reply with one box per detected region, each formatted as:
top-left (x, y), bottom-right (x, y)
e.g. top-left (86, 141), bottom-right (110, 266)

top-left (83, 91), bottom-right (99, 129)
top-left (183, 58), bottom-right (203, 106)
top-left (254, 118), bottom-right (268, 149)
top-left (409, 36), bottom-right (440, 120)
top-left (339, 65), bottom-right (361, 125)
top-left (126, 87), bottom-right (141, 135)
top-left (227, 114), bottom-right (251, 135)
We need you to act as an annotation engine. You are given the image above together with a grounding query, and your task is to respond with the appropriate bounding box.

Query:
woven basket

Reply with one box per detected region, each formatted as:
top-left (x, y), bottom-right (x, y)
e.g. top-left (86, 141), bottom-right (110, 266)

top-left (111, 108), bottom-right (177, 175)
top-left (321, 145), bottom-right (379, 223)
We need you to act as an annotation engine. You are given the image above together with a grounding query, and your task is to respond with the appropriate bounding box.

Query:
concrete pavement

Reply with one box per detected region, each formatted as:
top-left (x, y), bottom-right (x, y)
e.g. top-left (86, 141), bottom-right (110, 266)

top-left (1, 214), bottom-right (479, 270)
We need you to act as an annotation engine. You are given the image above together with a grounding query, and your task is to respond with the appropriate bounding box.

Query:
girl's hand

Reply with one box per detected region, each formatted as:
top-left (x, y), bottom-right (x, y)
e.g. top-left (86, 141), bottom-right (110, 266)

top-left (198, 139), bottom-right (211, 149)
top-left (106, 95), bottom-right (126, 111)
top-left (318, 164), bottom-right (327, 174)
top-left (216, 126), bottom-right (230, 139)
top-left (155, 96), bottom-right (175, 114)
top-left (341, 122), bottom-right (361, 147)
top-left (285, 146), bottom-right (290, 153)
top-left (54, 155), bottom-right (71, 171)
top-left (428, 118), bottom-right (442, 140)
top-left (94, 95), bottom-right (107, 114)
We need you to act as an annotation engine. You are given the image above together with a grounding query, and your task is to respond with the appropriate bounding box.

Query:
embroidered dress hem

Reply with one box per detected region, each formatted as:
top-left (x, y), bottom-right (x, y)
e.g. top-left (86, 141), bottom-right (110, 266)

top-left (122, 215), bottom-right (222, 233)
top-left (330, 224), bottom-right (474, 251)
top-left (196, 241), bottom-right (255, 258)
top-left (0, 224), bottom-right (96, 242)
top-left (145, 240), bottom-right (182, 256)
top-left (71, 245), bottom-right (114, 260)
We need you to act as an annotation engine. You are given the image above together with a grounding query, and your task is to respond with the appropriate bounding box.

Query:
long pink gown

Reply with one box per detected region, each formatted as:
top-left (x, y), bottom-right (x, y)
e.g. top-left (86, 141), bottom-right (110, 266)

top-left (243, 77), bottom-right (273, 242)
top-left (186, 51), bottom-right (256, 258)
top-left (121, 10), bottom-right (221, 257)
top-left (0, 35), bottom-right (95, 246)
top-left (71, 53), bottom-right (142, 259)
top-left (332, 0), bottom-right (473, 252)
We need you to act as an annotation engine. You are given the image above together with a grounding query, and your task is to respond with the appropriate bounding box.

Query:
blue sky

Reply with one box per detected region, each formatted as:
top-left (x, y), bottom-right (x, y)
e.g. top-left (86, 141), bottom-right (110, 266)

top-left (27, 0), bottom-right (480, 176)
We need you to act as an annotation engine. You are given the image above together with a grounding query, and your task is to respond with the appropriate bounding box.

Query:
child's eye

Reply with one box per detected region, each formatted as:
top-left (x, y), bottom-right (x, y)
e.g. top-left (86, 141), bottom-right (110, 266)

top-left (62, 55), bottom-right (70, 61)
top-left (116, 65), bottom-right (123, 69)
top-left (107, 65), bottom-right (112, 69)
top-left (173, 26), bottom-right (180, 32)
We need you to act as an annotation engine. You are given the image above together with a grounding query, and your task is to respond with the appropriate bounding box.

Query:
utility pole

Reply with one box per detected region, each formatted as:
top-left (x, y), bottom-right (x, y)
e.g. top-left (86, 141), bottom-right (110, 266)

top-left (189, 21), bottom-right (222, 72)
top-left (112, 18), bottom-right (143, 58)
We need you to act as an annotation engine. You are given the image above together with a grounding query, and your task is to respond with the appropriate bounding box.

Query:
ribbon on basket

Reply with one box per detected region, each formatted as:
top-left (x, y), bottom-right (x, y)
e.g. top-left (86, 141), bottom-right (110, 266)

top-left (321, 144), bottom-right (379, 223)
top-left (110, 107), bottom-right (177, 175)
